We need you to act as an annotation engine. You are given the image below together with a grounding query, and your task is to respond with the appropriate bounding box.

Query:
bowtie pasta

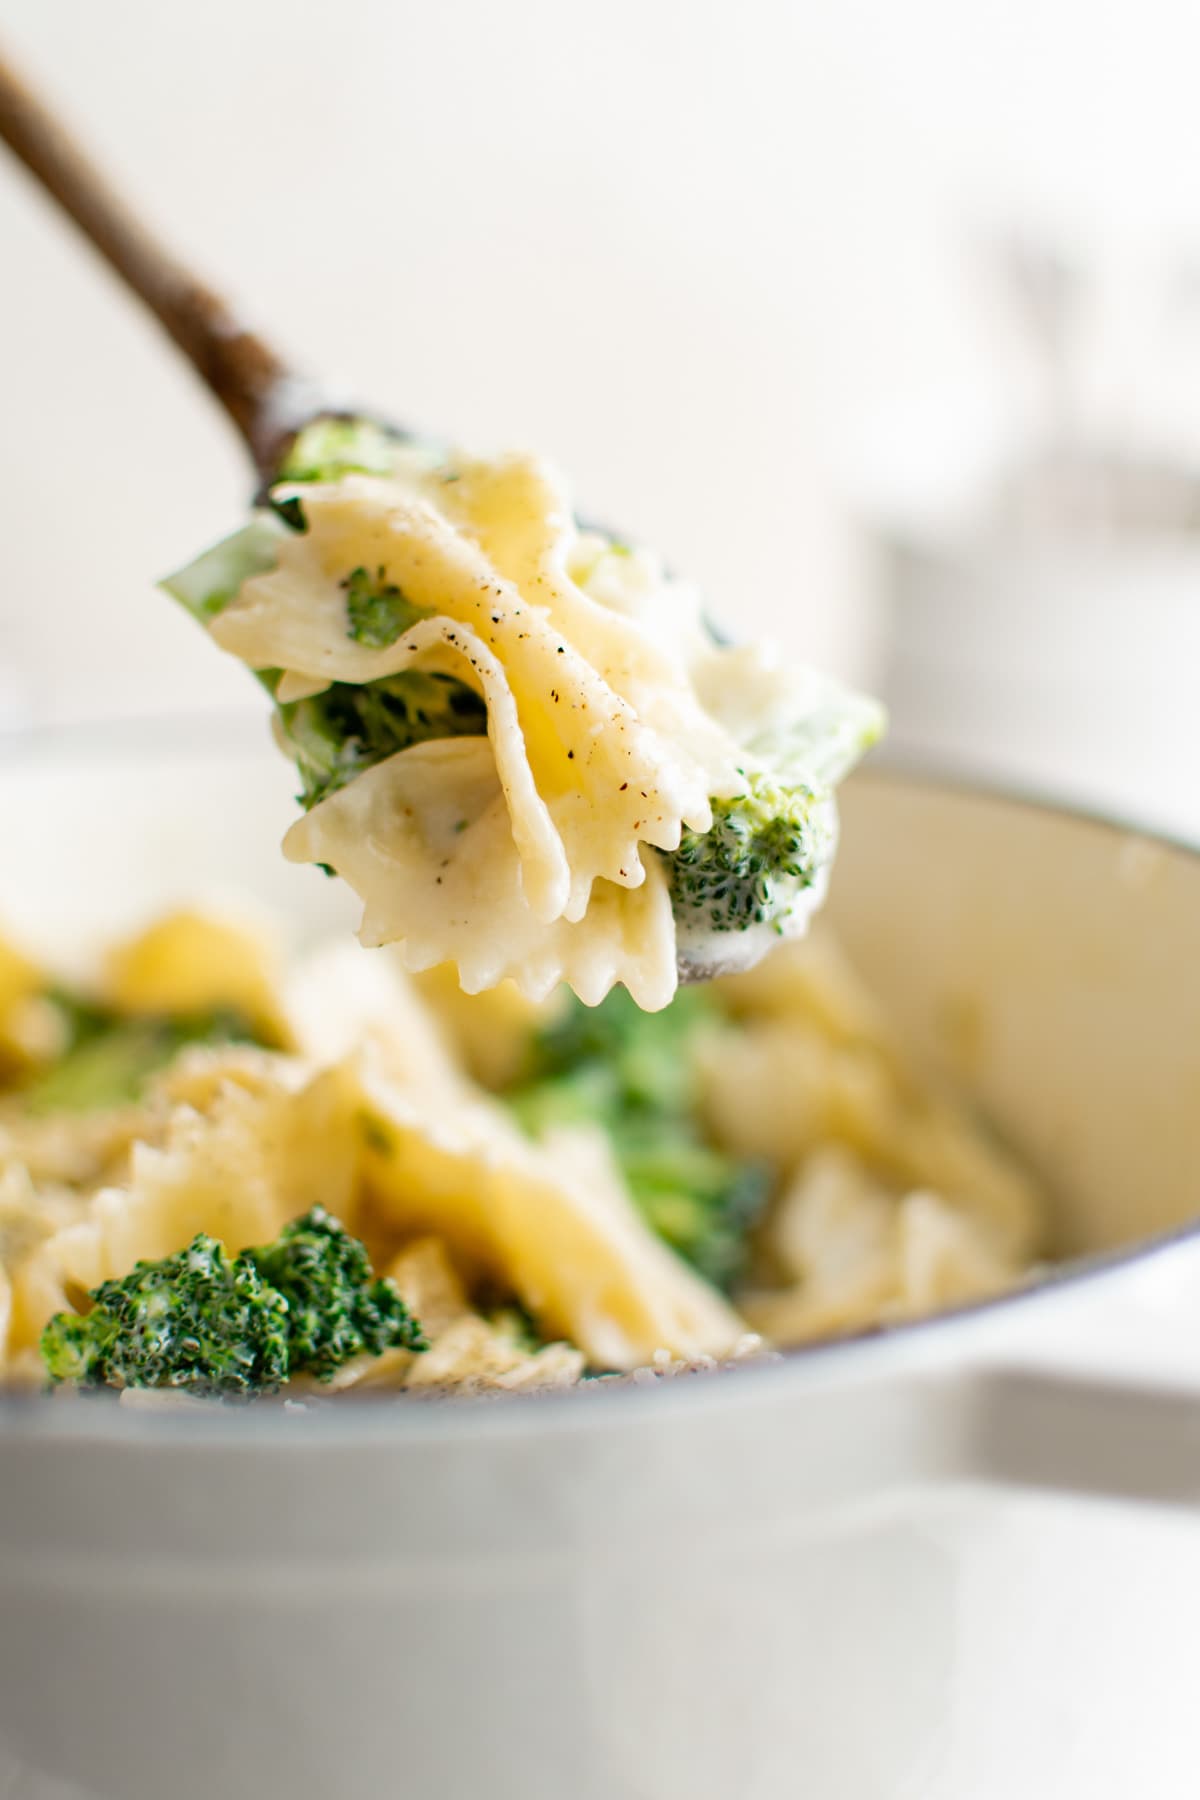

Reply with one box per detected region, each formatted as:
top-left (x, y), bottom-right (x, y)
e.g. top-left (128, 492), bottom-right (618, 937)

top-left (0, 907), bottom-right (1044, 1402)
top-left (164, 422), bottom-right (883, 1009)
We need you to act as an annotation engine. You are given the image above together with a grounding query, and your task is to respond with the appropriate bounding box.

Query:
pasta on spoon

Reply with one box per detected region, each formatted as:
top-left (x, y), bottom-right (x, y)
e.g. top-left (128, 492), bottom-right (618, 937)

top-left (165, 421), bottom-right (883, 1010)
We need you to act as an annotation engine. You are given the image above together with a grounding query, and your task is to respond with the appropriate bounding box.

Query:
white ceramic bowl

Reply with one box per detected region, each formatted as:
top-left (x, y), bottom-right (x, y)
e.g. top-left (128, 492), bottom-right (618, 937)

top-left (3, 723), bottom-right (1200, 1800)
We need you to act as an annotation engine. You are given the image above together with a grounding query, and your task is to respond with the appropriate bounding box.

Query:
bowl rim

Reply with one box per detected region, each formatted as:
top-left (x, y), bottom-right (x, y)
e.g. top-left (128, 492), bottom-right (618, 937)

top-left (1, 715), bottom-right (1198, 1444)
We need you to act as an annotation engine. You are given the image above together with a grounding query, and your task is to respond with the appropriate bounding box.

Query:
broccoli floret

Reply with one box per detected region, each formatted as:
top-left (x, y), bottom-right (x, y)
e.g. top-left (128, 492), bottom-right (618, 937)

top-left (40, 1235), bottom-right (289, 1397)
top-left (665, 772), bottom-right (831, 937)
top-left (340, 564), bottom-right (431, 649)
top-left (614, 1132), bottom-right (770, 1291)
top-left (504, 987), bottom-right (769, 1290)
top-left (40, 1209), bottom-right (426, 1397)
top-left (21, 995), bottom-right (264, 1115)
top-left (277, 416), bottom-right (403, 485)
top-left (249, 1205), bottom-right (426, 1379)
top-left (273, 669), bottom-right (488, 812)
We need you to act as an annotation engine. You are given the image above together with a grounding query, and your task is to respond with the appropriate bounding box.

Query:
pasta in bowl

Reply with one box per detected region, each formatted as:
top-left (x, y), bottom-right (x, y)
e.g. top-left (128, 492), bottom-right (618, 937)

top-left (0, 903), bottom-right (1044, 1400)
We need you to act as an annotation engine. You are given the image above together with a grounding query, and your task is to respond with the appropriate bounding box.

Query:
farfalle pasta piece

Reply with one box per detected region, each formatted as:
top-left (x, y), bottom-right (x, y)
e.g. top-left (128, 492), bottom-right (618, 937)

top-left (699, 1012), bottom-right (1041, 1262)
top-left (285, 739), bottom-right (679, 1008)
top-left (742, 1146), bottom-right (1022, 1346)
top-left (700, 938), bottom-right (1043, 1264)
top-left (43, 1057), bottom-right (359, 1311)
top-left (437, 452), bottom-right (734, 766)
top-left (211, 475), bottom-right (735, 912)
top-left (344, 1036), bottom-right (747, 1370)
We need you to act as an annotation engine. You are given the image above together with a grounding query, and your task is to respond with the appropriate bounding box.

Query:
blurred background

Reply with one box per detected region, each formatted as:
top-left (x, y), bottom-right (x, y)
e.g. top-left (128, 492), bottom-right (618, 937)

top-left (2, 0), bottom-right (1198, 834)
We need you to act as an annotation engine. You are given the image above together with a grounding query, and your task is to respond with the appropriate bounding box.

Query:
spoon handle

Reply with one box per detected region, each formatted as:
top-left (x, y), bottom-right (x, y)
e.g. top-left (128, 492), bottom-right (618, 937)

top-left (0, 46), bottom-right (308, 477)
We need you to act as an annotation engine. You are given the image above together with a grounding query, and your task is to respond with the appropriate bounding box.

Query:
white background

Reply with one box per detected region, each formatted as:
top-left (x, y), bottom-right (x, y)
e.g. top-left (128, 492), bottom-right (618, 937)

top-left (3, 0), bottom-right (1200, 733)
